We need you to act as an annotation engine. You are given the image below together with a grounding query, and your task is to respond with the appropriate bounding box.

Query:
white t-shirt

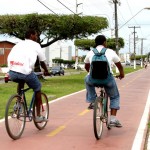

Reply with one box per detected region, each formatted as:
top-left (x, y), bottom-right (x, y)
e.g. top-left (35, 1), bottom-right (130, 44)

top-left (7, 39), bottom-right (46, 75)
top-left (84, 45), bottom-right (120, 74)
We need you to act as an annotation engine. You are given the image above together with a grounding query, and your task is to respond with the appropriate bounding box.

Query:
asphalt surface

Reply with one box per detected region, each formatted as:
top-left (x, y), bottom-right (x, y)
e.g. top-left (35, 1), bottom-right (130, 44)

top-left (0, 67), bottom-right (150, 150)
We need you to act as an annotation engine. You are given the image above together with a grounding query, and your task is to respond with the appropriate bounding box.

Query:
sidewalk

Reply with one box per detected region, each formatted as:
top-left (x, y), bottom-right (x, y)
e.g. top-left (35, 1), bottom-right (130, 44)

top-left (0, 68), bottom-right (150, 150)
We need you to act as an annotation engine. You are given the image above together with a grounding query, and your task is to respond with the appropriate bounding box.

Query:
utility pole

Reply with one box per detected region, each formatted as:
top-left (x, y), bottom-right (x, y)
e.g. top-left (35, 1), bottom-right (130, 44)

top-left (112, 0), bottom-right (120, 55)
top-left (128, 26), bottom-right (140, 69)
top-left (75, 0), bottom-right (82, 69)
top-left (110, 0), bottom-right (120, 73)
top-left (114, 0), bottom-right (118, 54)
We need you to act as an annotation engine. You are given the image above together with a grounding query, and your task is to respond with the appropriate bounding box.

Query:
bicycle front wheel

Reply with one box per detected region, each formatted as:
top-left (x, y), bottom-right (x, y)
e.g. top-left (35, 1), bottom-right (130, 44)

top-left (93, 97), bottom-right (103, 140)
top-left (5, 94), bottom-right (26, 140)
top-left (33, 92), bottom-right (49, 130)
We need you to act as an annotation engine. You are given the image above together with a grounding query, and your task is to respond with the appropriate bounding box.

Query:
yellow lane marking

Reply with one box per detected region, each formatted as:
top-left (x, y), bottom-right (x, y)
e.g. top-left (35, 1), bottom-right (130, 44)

top-left (47, 125), bottom-right (66, 137)
top-left (79, 109), bottom-right (90, 116)
top-left (121, 85), bottom-right (125, 87)
top-left (47, 109), bottom-right (90, 137)
top-left (119, 73), bottom-right (143, 89)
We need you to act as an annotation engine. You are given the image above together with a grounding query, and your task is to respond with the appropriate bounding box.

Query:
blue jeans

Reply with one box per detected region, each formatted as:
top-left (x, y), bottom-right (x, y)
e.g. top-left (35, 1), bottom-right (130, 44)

top-left (85, 74), bottom-right (120, 110)
top-left (9, 70), bottom-right (41, 92)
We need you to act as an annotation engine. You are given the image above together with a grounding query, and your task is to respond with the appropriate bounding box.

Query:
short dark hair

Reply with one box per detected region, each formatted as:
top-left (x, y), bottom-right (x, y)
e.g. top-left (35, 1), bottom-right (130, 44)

top-left (25, 28), bottom-right (36, 39)
top-left (95, 35), bottom-right (106, 46)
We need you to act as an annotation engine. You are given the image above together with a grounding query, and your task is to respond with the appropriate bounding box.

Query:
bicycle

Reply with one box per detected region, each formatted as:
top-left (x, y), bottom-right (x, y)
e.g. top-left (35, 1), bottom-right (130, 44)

top-left (93, 87), bottom-right (111, 140)
top-left (5, 72), bottom-right (49, 140)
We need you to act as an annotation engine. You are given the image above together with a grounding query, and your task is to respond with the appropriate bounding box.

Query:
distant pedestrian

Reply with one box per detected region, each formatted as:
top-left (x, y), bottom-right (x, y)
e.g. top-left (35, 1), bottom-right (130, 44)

top-left (144, 61), bottom-right (147, 69)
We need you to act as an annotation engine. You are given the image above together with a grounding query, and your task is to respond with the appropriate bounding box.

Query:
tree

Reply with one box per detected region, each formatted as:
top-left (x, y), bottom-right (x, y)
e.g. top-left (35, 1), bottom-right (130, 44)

top-left (0, 13), bottom-right (108, 48)
top-left (0, 13), bottom-right (108, 72)
top-left (74, 37), bottom-right (125, 52)
top-left (52, 58), bottom-right (64, 66)
top-left (130, 54), bottom-right (147, 61)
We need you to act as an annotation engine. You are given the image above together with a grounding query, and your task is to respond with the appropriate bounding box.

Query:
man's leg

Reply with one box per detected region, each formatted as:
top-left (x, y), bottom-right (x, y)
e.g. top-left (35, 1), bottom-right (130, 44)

top-left (111, 109), bottom-right (117, 116)
top-left (26, 72), bottom-right (47, 122)
top-left (35, 91), bottom-right (42, 117)
top-left (85, 75), bottom-right (97, 109)
top-left (104, 76), bottom-right (122, 127)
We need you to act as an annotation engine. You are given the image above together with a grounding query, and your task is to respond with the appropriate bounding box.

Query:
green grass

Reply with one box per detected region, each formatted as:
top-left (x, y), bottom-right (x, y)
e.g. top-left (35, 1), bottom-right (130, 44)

top-left (0, 66), bottom-right (143, 119)
top-left (113, 65), bottom-right (142, 75)
top-left (0, 72), bottom-right (87, 119)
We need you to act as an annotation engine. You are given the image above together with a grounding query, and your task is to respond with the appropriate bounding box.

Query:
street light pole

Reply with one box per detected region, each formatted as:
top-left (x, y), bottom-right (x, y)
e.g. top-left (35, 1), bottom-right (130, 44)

top-left (139, 38), bottom-right (146, 67)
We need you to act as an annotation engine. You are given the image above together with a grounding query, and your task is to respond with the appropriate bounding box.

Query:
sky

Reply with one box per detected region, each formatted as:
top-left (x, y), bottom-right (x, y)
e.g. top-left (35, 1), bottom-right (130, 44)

top-left (0, 0), bottom-right (150, 55)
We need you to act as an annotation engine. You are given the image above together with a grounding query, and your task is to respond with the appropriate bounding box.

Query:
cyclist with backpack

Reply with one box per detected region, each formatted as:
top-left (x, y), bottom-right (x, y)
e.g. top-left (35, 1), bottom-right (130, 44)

top-left (84, 35), bottom-right (124, 127)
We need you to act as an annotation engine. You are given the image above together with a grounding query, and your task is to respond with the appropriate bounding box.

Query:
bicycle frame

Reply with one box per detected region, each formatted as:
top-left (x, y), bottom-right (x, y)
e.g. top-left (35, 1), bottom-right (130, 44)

top-left (20, 87), bottom-right (35, 121)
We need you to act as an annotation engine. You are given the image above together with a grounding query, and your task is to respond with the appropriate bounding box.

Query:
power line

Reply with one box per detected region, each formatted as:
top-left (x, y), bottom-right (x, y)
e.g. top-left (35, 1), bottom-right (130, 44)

top-left (57, 0), bottom-right (76, 14)
top-left (37, 0), bottom-right (58, 16)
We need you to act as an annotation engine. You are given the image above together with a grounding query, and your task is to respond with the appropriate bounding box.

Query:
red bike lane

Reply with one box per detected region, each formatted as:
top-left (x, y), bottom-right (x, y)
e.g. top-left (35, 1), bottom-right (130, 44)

top-left (0, 67), bottom-right (150, 150)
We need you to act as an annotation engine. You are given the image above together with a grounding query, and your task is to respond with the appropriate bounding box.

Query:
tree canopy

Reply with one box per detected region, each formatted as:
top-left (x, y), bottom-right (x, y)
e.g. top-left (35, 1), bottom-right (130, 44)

top-left (0, 13), bottom-right (108, 48)
top-left (74, 37), bottom-right (125, 52)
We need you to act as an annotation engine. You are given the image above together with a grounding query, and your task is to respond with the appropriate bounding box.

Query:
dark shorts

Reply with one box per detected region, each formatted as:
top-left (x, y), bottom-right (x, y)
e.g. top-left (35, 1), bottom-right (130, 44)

top-left (9, 70), bottom-right (41, 92)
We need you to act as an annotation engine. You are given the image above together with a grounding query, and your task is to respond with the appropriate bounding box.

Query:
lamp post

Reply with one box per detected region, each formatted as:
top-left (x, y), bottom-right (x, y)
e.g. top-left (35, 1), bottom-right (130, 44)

top-left (119, 7), bottom-right (150, 30)
top-left (139, 38), bottom-right (146, 67)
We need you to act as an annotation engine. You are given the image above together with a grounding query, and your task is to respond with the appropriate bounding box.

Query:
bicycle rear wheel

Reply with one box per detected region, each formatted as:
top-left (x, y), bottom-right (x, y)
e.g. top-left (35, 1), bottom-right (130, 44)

top-left (5, 94), bottom-right (26, 140)
top-left (93, 97), bottom-right (103, 140)
top-left (33, 92), bottom-right (49, 130)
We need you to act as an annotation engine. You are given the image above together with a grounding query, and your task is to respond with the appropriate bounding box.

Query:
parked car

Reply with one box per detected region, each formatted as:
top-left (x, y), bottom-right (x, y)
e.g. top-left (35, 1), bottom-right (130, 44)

top-left (125, 61), bottom-right (130, 66)
top-left (4, 72), bottom-right (11, 83)
top-left (50, 66), bottom-right (64, 76)
top-left (76, 63), bottom-right (85, 70)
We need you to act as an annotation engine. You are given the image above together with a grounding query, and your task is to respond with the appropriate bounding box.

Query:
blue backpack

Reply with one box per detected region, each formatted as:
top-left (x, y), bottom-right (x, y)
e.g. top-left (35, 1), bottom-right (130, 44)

top-left (89, 47), bottom-right (112, 86)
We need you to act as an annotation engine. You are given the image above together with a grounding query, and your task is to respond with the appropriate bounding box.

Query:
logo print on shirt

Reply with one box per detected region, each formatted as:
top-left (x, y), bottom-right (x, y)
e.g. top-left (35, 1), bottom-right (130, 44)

top-left (10, 61), bottom-right (24, 66)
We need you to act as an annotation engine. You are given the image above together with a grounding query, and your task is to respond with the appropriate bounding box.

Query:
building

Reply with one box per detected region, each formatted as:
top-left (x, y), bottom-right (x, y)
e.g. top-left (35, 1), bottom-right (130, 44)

top-left (0, 40), bottom-right (72, 68)
top-left (119, 53), bottom-right (130, 63)
top-left (0, 41), bottom-right (16, 66)
top-left (44, 41), bottom-right (72, 67)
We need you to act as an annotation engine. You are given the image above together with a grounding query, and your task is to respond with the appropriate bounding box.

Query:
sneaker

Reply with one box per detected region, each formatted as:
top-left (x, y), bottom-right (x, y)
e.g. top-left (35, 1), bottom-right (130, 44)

top-left (109, 120), bottom-right (122, 128)
top-left (35, 116), bottom-right (48, 123)
top-left (88, 103), bottom-right (94, 109)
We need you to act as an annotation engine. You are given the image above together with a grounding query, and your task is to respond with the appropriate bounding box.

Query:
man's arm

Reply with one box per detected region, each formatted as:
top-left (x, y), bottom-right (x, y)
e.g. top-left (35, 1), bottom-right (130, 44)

top-left (40, 61), bottom-right (50, 76)
top-left (85, 63), bottom-right (90, 72)
top-left (115, 62), bottom-right (125, 79)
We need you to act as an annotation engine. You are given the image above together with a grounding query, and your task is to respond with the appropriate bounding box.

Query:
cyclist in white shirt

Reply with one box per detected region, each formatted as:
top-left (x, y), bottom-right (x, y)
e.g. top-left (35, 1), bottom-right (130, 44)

top-left (7, 29), bottom-right (50, 123)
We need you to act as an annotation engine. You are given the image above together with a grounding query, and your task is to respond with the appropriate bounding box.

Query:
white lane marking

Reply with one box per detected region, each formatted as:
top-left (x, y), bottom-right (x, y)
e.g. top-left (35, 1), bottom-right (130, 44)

top-left (48, 89), bottom-right (86, 104)
top-left (131, 90), bottom-right (150, 150)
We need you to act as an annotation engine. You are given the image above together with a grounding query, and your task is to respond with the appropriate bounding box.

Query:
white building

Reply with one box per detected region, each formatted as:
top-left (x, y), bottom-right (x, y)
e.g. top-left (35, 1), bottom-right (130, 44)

top-left (119, 53), bottom-right (130, 63)
top-left (44, 41), bottom-right (72, 67)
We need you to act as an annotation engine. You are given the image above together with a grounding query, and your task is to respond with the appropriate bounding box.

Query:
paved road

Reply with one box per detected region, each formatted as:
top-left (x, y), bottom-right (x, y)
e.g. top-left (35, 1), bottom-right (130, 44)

top-left (0, 68), bottom-right (150, 150)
